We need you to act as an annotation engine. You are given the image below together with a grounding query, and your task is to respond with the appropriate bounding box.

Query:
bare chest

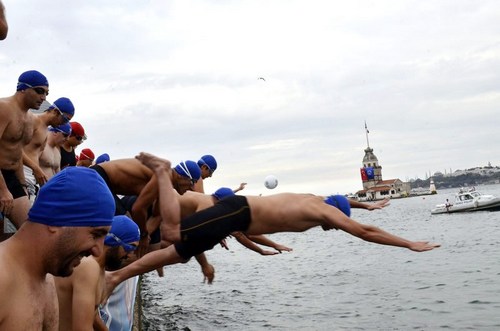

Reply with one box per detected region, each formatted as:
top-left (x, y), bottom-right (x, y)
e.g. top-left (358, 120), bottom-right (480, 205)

top-left (3, 280), bottom-right (58, 331)
top-left (3, 111), bottom-right (34, 145)
top-left (39, 146), bottom-right (60, 169)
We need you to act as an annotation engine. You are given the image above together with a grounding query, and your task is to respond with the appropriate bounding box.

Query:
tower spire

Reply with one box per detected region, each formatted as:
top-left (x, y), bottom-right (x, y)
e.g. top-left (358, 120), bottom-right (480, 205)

top-left (365, 121), bottom-right (370, 148)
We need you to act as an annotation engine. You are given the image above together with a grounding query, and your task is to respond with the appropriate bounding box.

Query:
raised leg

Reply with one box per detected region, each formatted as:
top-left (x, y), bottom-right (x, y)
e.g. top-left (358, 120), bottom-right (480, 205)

top-left (136, 152), bottom-right (181, 243)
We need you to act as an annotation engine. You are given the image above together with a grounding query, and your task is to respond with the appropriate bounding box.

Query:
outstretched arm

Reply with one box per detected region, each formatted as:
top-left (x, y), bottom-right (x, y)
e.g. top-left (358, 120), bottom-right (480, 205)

top-left (323, 206), bottom-right (440, 252)
top-left (245, 234), bottom-right (293, 253)
top-left (231, 232), bottom-right (279, 256)
top-left (104, 246), bottom-right (186, 302)
top-left (233, 182), bottom-right (247, 193)
top-left (349, 197), bottom-right (390, 210)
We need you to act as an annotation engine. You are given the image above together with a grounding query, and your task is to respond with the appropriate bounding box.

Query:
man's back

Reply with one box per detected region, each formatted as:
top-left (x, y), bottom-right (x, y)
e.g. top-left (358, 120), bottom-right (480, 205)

top-left (98, 158), bottom-right (154, 195)
top-left (179, 191), bottom-right (215, 218)
top-left (245, 193), bottom-right (328, 234)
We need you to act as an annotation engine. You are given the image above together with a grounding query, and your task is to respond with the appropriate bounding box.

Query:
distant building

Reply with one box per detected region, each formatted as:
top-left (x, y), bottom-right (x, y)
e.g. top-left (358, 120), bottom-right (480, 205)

top-left (356, 123), bottom-right (411, 201)
top-left (429, 178), bottom-right (437, 194)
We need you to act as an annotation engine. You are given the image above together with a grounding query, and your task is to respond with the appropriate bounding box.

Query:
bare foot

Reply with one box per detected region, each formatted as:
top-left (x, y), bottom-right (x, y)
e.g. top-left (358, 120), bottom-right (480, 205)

top-left (135, 152), bottom-right (171, 173)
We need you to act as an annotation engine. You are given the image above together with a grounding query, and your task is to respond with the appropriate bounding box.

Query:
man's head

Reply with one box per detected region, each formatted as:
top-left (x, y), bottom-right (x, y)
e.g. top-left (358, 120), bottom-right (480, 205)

top-left (77, 148), bottom-right (95, 167)
top-left (16, 70), bottom-right (49, 110)
top-left (104, 215), bottom-right (140, 270)
top-left (212, 187), bottom-right (235, 201)
top-left (324, 195), bottom-right (351, 217)
top-left (48, 123), bottom-right (71, 145)
top-left (47, 97), bottom-right (75, 126)
top-left (67, 122), bottom-right (86, 147)
top-left (95, 153), bottom-right (110, 164)
top-left (28, 167), bottom-right (115, 277)
top-left (198, 155), bottom-right (217, 179)
top-left (173, 160), bottom-right (201, 194)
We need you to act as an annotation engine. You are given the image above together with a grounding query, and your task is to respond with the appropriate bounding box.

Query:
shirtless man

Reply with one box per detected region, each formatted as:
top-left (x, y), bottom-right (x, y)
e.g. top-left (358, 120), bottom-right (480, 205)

top-left (90, 158), bottom-right (200, 255)
top-left (0, 70), bottom-right (49, 238)
top-left (39, 123), bottom-right (72, 180)
top-left (55, 215), bottom-right (139, 331)
top-left (91, 158), bottom-right (200, 232)
top-left (94, 158), bottom-right (216, 282)
top-left (0, 166), bottom-right (115, 330)
top-left (23, 97), bottom-right (75, 200)
top-left (105, 153), bottom-right (440, 295)
top-left (0, 0), bottom-right (7, 40)
top-left (157, 187), bottom-right (386, 255)
top-left (173, 187), bottom-right (293, 255)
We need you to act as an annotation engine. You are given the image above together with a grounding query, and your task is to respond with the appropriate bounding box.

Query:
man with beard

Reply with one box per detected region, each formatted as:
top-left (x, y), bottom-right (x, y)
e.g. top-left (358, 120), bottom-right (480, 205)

top-left (0, 167), bottom-right (115, 330)
top-left (0, 70), bottom-right (49, 239)
top-left (55, 215), bottom-right (139, 331)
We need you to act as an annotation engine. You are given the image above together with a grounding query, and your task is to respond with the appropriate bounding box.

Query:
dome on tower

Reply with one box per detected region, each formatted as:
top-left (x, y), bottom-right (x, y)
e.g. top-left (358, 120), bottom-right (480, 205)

top-left (363, 147), bottom-right (378, 163)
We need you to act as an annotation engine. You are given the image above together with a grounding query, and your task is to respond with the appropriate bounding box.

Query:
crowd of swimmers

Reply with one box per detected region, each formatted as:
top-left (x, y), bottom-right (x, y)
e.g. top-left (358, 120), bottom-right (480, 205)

top-left (0, 6), bottom-right (440, 331)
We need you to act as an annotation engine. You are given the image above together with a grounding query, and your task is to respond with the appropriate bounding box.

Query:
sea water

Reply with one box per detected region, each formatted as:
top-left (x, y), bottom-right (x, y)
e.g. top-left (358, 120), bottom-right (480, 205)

top-left (140, 184), bottom-right (500, 330)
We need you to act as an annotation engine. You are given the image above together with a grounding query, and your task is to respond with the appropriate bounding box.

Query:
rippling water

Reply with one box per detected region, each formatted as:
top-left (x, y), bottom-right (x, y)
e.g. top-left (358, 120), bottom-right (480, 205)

top-left (140, 184), bottom-right (500, 330)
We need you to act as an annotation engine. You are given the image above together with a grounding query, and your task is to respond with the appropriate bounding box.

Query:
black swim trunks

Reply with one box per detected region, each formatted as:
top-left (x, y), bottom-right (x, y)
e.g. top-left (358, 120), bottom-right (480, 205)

top-left (1, 169), bottom-right (27, 199)
top-left (174, 195), bottom-right (251, 260)
top-left (90, 165), bottom-right (127, 216)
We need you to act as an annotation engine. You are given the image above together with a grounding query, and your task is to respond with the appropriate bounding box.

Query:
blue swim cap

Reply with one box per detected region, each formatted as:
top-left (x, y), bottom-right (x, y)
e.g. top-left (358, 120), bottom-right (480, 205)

top-left (49, 122), bottom-right (72, 135)
top-left (49, 97), bottom-right (75, 116)
top-left (174, 160), bottom-right (201, 181)
top-left (17, 70), bottom-right (49, 91)
top-left (95, 153), bottom-right (110, 164)
top-left (198, 155), bottom-right (217, 172)
top-left (324, 195), bottom-right (351, 217)
top-left (212, 187), bottom-right (235, 200)
top-left (104, 215), bottom-right (140, 251)
top-left (28, 167), bottom-right (115, 227)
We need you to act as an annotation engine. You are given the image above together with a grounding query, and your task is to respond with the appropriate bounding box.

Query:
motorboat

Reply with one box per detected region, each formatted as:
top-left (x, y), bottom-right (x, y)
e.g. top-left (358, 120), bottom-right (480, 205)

top-left (431, 188), bottom-right (500, 214)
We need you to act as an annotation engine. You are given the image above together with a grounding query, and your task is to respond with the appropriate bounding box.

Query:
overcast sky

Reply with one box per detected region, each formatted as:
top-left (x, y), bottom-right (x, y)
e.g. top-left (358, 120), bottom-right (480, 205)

top-left (1, 0), bottom-right (499, 195)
